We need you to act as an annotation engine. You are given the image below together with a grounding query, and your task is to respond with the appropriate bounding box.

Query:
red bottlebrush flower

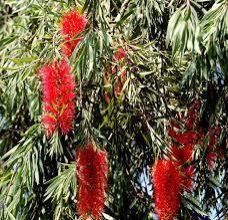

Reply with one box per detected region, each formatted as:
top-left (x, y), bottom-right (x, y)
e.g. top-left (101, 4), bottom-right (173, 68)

top-left (39, 60), bottom-right (75, 136)
top-left (61, 41), bottom-right (78, 58)
top-left (171, 144), bottom-right (194, 190)
top-left (167, 102), bottom-right (202, 191)
top-left (169, 129), bottom-right (199, 146)
top-left (182, 165), bottom-right (194, 190)
top-left (76, 143), bottom-right (108, 220)
top-left (60, 10), bottom-right (87, 57)
top-left (152, 160), bottom-right (182, 220)
top-left (114, 48), bottom-right (127, 61)
top-left (171, 144), bottom-right (193, 164)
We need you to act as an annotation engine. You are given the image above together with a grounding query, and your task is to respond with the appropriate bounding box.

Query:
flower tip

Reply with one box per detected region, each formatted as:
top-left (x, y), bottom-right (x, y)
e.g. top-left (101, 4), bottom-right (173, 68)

top-left (114, 48), bottom-right (126, 61)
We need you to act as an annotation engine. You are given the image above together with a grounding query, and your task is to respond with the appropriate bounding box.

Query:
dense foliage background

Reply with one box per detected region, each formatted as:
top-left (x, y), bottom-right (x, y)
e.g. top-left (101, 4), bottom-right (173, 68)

top-left (0, 0), bottom-right (227, 219)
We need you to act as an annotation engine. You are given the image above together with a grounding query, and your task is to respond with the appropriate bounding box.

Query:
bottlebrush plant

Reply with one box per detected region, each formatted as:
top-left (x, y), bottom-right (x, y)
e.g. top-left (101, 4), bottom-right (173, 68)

top-left (168, 100), bottom-right (202, 189)
top-left (39, 59), bottom-right (76, 136)
top-left (60, 10), bottom-right (87, 57)
top-left (152, 100), bottom-right (202, 219)
top-left (76, 142), bottom-right (108, 220)
top-left (169, 99), bottom-right (223, 170)
top-left (0, 1), bottom-right (227, 220)
top-left (152, 98), bottom-right (225, 219)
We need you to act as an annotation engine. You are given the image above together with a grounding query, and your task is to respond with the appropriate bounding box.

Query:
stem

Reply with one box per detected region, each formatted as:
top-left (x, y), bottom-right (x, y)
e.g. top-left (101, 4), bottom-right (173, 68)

top-left (186, 0), bottom-right (190, 7)
top-left (114, 0), bottom-right (130, 23)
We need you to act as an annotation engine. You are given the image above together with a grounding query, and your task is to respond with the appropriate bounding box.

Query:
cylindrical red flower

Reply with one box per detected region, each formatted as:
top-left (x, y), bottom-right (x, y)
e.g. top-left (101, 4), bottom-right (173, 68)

top-left (152, 160), bottom-right (182, 220)
top-left (169, 129), bottom-right (199, 146)
top-left (114, 48), bottom-right (127, 61)
top-left (167, 100), bottom-right (203, 192)
top-left (171, 144), bottom-right (194, 190)
top-left (171, 144), bottom-right (193, 164)
top-left (39, 59), bottom-right (75, 136)
top-left (76, 143), bottom-right (108, 220)
top-left (60, 10), bottom-right (87, 57)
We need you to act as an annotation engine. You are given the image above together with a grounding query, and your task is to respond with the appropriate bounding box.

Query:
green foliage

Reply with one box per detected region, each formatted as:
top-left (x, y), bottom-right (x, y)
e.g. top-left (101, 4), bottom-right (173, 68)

top-left (0, 0), bottom-right (227, 220)
top-left (44, 164), bottom-right (76, 220)
top-left (166, 3), bottom-right (201, 59)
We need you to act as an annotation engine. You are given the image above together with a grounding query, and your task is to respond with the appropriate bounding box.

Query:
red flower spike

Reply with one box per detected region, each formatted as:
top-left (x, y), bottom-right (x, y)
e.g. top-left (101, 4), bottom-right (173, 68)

top-left (171, 144), bottom-right (193, 164)
top-left (60, 10), bottom-right (87, 57)
top-left (152, 160), bottom-right (182, 220)
top-left (39, 60), bottom-right (75, 136)
top-left (171, 144), bottom-right (194, 190)
top-left (114, 48), bottom-right (126, 61)
top-left (181, 165), bottom-right (194, 190)
top-left (76, 143), bottom-right (108, 220)
top-left (169, 129), bottom-right (198, 146)
top-left (61, 41), bottom-right (79, 58)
